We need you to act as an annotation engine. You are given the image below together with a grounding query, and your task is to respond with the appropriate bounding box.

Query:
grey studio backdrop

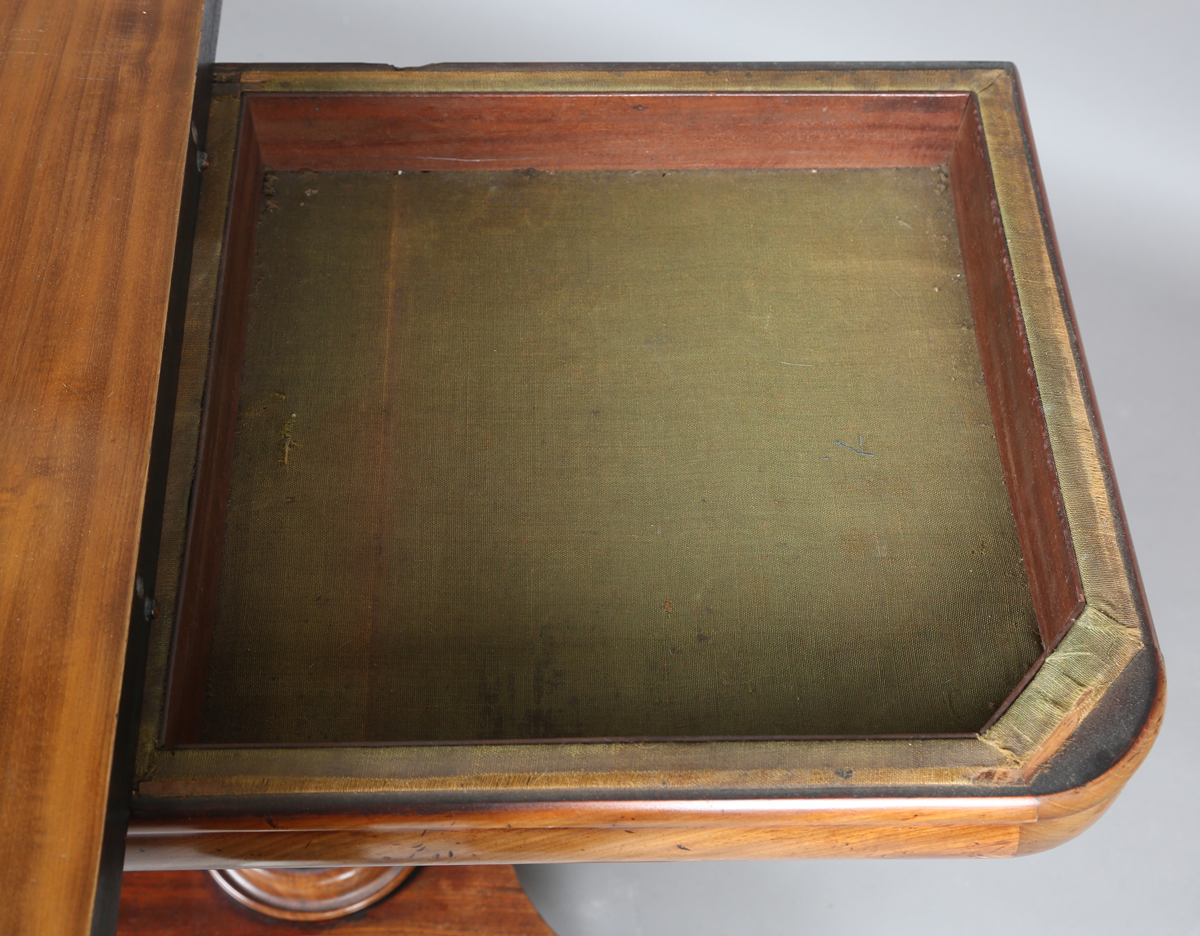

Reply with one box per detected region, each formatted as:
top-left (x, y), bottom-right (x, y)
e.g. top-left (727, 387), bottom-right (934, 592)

top-left (213, 2), bottom-right (1199, 933)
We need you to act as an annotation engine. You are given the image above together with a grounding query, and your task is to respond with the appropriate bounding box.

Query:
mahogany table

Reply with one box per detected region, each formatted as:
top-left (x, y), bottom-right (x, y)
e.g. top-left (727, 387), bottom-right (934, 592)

top-left (0, 5), bottom-right (1163, 934)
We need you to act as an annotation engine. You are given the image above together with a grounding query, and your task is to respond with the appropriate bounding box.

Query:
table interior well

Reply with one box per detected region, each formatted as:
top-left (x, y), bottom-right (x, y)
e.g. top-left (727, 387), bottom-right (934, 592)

top-left (195, 163), bottom-right (1042, 744)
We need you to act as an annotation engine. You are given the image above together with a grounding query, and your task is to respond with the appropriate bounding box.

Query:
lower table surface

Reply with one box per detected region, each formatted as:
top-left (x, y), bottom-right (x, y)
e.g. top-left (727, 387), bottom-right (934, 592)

top-left (117, 866), bottom-right (556, 935)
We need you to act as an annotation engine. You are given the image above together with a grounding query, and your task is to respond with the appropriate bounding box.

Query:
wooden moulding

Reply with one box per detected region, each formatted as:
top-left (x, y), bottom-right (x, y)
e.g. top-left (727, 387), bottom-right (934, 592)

top-left (127, 667), bottom-right (1165, 866)
top-left (135, 65), bottom-right (1161, 866)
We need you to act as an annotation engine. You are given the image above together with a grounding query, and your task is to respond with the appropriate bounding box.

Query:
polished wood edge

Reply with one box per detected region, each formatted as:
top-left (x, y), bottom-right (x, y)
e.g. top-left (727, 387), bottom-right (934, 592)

top-left (1017, 798), bottom-right (1115, 857)
top-left (129, 796), bottom-right (1041, 835)
top-left (127, 822), bottom-right (1024, 868)
top-left (1033, 652), bottom-right (1165, 820)
top-left (0, 1), bottom-right (210, 933)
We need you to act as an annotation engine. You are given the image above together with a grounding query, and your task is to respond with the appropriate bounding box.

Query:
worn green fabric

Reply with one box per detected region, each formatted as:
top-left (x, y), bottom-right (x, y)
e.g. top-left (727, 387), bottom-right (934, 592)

top-left (201, 167), bottom-right (1041, 744)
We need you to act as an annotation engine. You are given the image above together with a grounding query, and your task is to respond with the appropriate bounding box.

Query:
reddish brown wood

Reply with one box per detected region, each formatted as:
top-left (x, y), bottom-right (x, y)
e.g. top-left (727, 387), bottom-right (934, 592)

top-left (210, 867), bottom-right (414, 921)
top-left (0, 0), bottom-right (208, 932)
top-left (949, 94), bottom-right (1084, 655)
top-left (247, 92), bottom-right (970, 171)
top-left (117, 866), bottom-right (556, 935)
top-left (128, 821), bottom-right (1023, 869)
top-left (165, 98), bottom-right (263, 744)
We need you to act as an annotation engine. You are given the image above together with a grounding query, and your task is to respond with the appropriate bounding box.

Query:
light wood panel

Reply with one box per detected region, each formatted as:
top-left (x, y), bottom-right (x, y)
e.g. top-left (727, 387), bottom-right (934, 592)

top-left (0, 1), bottom-right (207, 933)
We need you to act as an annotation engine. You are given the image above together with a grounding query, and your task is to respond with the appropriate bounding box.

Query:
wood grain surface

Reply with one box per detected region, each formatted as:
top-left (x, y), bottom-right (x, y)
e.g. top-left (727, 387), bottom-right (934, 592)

top-left (117, 866), bottom-right (556, 936)
top-left (949, 94), bottom-right (1083, 657)
top-left (129, 797), bottom-right (1041, 834)
top-left (247, 92), bottom-right (969, 172)
top-left (129, 822), bottom-right (1026, 869)
top-left (0, 1), bottom-right (206, 933)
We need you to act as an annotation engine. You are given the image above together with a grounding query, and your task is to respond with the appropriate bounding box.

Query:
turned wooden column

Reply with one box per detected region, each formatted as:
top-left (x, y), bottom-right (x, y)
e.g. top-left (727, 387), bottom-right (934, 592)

top-left (209, 867), bottom-right (415, 921)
